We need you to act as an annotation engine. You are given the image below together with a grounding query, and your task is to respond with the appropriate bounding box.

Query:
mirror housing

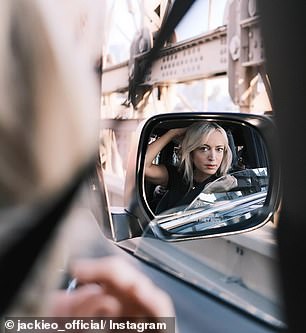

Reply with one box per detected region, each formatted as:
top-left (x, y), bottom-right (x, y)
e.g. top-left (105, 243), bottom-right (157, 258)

top-left (124, 112), bottom-right (280, 241)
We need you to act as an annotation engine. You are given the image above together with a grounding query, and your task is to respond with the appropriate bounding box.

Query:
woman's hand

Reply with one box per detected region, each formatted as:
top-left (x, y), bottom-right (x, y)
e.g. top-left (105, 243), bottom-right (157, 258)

top-left (49, 256), bottom-right (174, 317)
top-left (145, 127), bottom-right (187, 187)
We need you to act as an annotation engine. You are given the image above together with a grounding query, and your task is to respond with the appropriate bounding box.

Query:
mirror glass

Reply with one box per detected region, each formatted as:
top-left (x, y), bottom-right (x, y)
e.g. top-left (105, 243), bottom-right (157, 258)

top-left (143, 118), bottom-right (270, 236)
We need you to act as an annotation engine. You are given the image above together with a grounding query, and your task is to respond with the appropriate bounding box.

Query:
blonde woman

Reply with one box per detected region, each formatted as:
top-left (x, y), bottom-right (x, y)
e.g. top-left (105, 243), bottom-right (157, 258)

top-left (145, 121), bottom-right (237, 213)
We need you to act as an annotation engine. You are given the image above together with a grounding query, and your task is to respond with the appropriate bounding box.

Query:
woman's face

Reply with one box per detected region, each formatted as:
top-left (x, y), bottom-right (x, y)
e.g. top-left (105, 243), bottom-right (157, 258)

top-left (191, 130), bottom-right (225, 181)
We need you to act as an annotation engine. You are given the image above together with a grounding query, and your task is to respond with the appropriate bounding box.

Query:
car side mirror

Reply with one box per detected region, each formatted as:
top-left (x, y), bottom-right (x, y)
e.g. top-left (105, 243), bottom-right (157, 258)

top-left (124, 112), bottom-right (280, 241)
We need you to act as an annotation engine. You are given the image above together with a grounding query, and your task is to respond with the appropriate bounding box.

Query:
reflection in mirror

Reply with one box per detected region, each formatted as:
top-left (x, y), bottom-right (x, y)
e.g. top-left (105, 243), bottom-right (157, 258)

top-left (187, 168), bottom-right (268, 209)
top-left (156, 168), bottom-right (268, 234)
top-left (143, 119), bottom-right (269, 236)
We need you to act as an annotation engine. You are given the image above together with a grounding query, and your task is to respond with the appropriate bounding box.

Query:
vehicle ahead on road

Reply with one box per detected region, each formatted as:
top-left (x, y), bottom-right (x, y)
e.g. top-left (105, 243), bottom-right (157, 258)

top-left (93, 111), bottom-right (285, 332)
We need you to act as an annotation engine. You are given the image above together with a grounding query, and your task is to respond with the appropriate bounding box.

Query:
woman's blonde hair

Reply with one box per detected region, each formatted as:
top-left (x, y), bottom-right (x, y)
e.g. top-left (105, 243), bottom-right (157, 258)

top-left (179, 121), bottom-right (232, 187)
top-left (0, 0), bottom-right (100, 207)
top-left (0, 0), bottom-right (103, 316)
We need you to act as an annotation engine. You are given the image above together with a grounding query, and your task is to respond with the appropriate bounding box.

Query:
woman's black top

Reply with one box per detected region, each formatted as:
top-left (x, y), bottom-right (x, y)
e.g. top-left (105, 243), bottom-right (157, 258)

top-left (155, 164), bottom-right (217, 214)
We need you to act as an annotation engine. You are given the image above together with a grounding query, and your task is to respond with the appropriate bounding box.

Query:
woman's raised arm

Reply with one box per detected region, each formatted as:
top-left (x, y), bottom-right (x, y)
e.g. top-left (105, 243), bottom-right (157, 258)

top-left (144, 128), bottom-right (186, 186)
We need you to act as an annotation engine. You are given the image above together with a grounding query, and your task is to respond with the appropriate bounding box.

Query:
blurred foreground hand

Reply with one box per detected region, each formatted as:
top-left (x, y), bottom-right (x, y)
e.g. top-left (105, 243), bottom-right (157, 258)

top-left (49, 256), bottom-right (175, 318)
